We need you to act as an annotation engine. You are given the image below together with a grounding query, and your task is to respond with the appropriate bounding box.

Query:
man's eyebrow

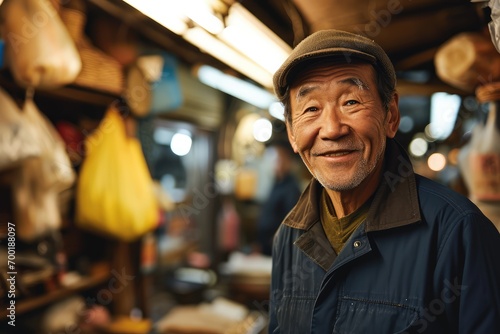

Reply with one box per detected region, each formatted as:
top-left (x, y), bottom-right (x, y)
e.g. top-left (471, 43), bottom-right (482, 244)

top-left (294, 77), bottom-right (369, 102)
top-left (338, 77), bottom-right (369, 90)
top-left (295, 85), bottom-right (319, 101)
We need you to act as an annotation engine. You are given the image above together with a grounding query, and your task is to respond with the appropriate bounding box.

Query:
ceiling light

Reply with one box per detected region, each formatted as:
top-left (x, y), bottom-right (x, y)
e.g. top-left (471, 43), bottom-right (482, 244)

top-left (122, 0), bottom-right (291, 89)
top-left (123, 0), bottom-right (188, 34)
top-left (185, 28), bottom-right (273, 88)
top-left (188, 28), bottom-right (271, 87)
top-left (197, 65), bottom-right (276, 109)
top-left (182, 0), bottom-right (224, 34)
top-left (220, 3), bottom-right (292, 75)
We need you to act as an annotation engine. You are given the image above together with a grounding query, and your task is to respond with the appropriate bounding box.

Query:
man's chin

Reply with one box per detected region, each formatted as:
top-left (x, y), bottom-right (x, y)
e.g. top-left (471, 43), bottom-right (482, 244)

top-left (317, 176), bottom-right (363, 192)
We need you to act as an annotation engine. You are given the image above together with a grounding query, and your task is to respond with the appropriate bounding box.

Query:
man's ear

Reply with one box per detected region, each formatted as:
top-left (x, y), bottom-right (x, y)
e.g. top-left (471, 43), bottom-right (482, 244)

top-left (385, 93), bottom-right (400, 138)
top-left (286, 123), bottom-right (299, 153)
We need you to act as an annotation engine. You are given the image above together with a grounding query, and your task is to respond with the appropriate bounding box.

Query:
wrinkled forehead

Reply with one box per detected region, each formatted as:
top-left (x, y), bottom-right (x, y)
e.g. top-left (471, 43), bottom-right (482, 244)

top-left (288, 59), bottom-right (376, 91)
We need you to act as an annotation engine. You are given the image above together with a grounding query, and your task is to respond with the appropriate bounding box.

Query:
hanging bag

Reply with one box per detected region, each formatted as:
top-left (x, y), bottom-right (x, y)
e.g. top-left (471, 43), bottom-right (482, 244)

top-left (23, 96), bottom-right (76, 192)
top-left (12, 157), bottom-right (61, 241)
top-left (11, 96), bottom-right (75, 241)
top-left (0, 87), bottom-right (41, 171)
top-left (0, 0), bottom-right (82, 89)
top-left (458, 82), bottom-right (500, 231)
top-left (76, 106), bottom-right (159, 241)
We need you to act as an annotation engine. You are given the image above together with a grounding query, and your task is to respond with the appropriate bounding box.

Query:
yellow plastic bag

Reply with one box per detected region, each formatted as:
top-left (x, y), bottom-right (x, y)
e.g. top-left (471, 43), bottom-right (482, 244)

top-left (76, 107), bottom-right (159, 241)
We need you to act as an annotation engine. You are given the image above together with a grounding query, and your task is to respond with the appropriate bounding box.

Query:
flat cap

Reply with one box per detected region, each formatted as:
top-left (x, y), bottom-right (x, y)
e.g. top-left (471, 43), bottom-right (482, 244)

top-left (273, 29), bottom-right (396, 100)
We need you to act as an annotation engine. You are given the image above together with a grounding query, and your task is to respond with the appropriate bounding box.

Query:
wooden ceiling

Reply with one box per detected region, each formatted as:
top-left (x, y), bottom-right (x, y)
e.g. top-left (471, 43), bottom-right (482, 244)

top-left (248, 0), bottom-right (487, 70)
top-left (87, 0), bottom-right (489, 95)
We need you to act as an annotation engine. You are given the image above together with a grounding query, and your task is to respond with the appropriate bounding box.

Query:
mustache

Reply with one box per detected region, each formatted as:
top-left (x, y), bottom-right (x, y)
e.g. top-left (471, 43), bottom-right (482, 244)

top-left (312, 139), bottom-right (363, 156)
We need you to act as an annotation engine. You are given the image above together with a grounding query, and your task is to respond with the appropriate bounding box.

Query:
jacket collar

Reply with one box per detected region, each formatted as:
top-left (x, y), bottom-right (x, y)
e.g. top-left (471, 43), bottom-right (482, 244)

top-left (283, 138), bottom-right (421, 232)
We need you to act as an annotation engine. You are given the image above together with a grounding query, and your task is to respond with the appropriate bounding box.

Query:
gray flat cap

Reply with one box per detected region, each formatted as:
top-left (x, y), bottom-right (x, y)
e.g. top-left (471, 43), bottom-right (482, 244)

top-left (273, 29), bottom-right (396, 99)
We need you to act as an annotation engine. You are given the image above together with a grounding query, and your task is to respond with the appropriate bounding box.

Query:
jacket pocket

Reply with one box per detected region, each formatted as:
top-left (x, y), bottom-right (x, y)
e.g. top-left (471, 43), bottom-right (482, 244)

top-left (333, 296), bottom-right (419, 334)
top-left (276, 295), bottom-right (316, 334)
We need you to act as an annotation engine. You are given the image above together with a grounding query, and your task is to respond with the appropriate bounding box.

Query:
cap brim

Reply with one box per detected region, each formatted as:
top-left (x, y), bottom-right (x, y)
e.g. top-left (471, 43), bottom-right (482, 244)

top-left (276, 48), bottom-right (376, 98)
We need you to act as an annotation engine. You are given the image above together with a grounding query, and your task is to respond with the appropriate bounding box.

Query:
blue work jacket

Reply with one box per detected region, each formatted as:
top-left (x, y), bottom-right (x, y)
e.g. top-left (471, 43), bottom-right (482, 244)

top-left (269, 139), bottom-right (500, 333)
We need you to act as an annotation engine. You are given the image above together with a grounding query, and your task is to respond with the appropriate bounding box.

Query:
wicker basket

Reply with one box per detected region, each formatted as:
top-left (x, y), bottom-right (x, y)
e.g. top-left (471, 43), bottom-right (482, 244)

top-left (59, 6), bottom-right (124, 96)
top-left (476, 82), bottom-right (500, 103)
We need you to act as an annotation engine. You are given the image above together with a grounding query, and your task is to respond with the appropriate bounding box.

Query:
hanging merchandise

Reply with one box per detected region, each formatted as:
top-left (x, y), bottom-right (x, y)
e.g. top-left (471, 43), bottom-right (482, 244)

top-left (123, 52), bottom-right (183, 118)
top-left (473, 0), bottom-right (500, 53)
top-left (12, 157), bottom-right (62, 241)
top-left (23, 95), bottom-right (76, 193)
top-left (218, 197), bottom-right (241, 253)
top-left (434, 32), bottom-right (500, 93)
top-left (59, 0), bottom-right (124, 95)
top-left (76, 105), bottom-right (159, 241)
top-left (0, 0), bottom-right (82, 89)
top-left (458, 82), bottom-right (500, 231)
top-left (234, 166), bottom-right (258, 200)
top-left (11, 94), bottom-right (76, 241)
top-left (0, 87), bottom-right (41, 171)
top-left (137, 53), bottom-right (183, 115)
top-left (123, 62), bottom-right (152, 117)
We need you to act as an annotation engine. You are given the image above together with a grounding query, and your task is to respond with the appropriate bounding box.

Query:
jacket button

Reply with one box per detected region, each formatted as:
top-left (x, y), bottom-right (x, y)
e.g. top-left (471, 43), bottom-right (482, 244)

top-left (353, 240), bottom-right (362, 248)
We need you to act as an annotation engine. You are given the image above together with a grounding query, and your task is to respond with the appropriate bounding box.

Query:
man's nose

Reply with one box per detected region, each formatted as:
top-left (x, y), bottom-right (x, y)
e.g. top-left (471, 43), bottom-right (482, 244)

top-left (319, 108), bottom-right (350, 140)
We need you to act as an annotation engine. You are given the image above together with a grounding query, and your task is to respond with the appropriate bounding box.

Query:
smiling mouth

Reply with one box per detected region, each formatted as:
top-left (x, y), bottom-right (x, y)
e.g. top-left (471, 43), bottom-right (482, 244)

top-left (323, 151), bottom-right (352, 157)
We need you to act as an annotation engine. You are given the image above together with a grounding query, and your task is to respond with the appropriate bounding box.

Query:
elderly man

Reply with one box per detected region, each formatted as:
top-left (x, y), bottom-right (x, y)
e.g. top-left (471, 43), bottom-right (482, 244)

top-left (268, 29), bottom-right (500, 333)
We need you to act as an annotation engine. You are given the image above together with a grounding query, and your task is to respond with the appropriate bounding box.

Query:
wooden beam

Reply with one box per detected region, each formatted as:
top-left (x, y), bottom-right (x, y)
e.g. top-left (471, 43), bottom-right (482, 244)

top-left (397, 79), bottom-right (467, 96)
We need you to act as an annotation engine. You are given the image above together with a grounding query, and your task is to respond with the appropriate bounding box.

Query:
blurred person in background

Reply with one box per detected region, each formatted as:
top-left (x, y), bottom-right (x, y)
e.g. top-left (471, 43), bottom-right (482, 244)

top-left (256, 139), bottom-right (301, 256)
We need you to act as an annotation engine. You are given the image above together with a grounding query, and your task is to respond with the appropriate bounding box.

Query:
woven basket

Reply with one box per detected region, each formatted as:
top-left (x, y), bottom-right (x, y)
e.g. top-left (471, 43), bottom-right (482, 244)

top-left (59, 6), bottom-right (124, 96)
top-left (476, 82), bottom-right (500, 103)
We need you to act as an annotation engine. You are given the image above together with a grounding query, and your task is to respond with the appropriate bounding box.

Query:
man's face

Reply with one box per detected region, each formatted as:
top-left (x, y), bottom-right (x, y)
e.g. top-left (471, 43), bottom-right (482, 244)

top-left (286, 62), bottom-right (399, 192)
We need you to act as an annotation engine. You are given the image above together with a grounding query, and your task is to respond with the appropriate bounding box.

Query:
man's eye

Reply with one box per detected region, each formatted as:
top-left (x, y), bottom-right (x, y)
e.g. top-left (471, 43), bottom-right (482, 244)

top-left (304, 106), bottom-right (319, 112)
top-left (345, 100), bottom-right (358, 106)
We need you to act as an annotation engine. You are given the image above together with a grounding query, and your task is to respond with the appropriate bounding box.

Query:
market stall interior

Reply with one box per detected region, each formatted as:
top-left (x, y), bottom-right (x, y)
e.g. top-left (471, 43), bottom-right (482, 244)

top-left (0, 0), bottom-right (499, 333)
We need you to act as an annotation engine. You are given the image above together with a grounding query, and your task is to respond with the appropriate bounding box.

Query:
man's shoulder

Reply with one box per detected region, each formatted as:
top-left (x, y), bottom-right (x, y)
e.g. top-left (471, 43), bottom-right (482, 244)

top-left (414, 174), bottom-right (487, 222)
